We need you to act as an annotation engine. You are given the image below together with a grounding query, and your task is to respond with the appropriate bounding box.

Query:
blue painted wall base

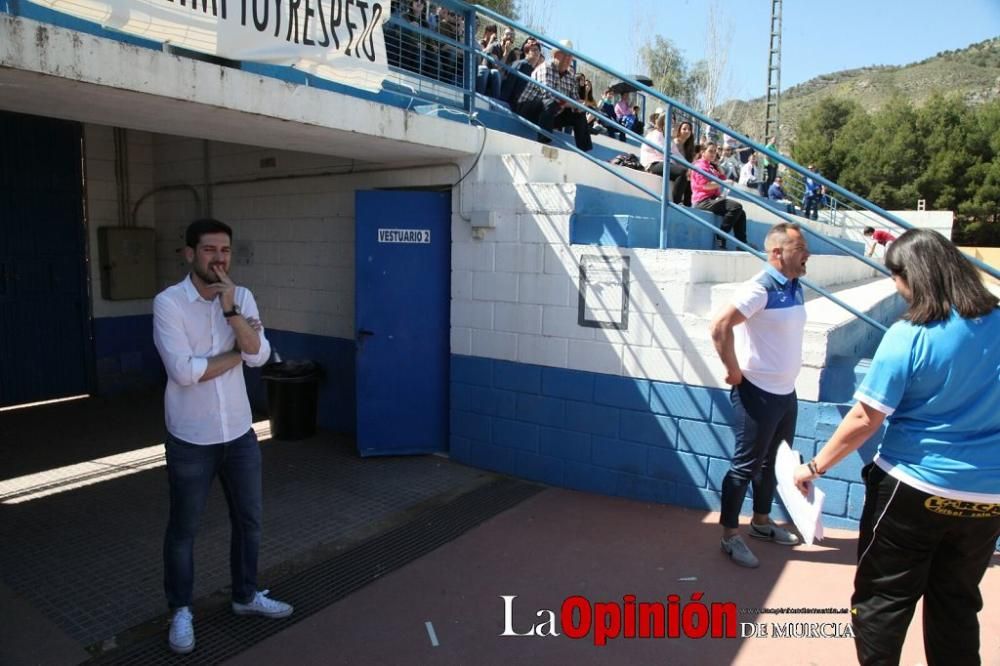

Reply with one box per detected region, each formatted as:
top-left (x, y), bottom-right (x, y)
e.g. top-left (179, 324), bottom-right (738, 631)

top-left (246, 330), bottom-right (356, 435)
top-left (571, 185), bottom-right (866, 255)
top-left (93, 315), bottom-right (164, 395)
top-left (450, 354), bottom-right (882, 530)
top-left (94, 316), bottom-right (356, 434)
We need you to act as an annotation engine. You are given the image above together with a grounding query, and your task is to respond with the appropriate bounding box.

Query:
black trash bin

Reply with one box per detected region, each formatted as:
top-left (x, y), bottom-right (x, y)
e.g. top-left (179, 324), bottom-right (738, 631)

top-left (261, 360), bottom-right (322, 440)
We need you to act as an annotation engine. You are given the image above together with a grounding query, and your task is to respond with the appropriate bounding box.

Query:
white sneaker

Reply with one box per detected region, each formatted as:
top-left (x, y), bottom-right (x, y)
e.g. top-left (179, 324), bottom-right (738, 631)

top-left (721, 535), bottom-right (760, 568)
top-left (168, 606), bottom-right (195, 654)
top-left (232, 589), bottom-right (293, 619)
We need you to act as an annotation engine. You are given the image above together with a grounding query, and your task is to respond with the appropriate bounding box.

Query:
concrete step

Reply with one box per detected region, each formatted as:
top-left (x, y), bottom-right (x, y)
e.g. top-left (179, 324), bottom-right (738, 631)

top-left (680, 254), bottom-right (883, 317)
top-left (638, 272), bottom-right (901, 402)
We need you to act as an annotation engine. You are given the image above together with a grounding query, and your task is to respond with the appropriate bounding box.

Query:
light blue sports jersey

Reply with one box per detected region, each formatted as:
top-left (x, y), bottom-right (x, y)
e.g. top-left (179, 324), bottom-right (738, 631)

top-left (855, 307), bottom-right (1000, 501)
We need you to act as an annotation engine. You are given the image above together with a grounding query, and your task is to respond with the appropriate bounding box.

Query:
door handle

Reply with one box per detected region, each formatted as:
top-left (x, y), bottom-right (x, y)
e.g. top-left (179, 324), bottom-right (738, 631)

top-left (356, 329), bottom-right (375, 349)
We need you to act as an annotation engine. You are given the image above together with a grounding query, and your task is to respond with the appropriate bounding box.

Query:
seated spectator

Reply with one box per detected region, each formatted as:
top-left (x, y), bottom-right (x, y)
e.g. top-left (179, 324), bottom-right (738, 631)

top-left (864, 227), bottom-right (897, 257)
top-left (599, 88), bottom-right (626, 141)
top-left (615, 93), bottom-right (637, 132)
top-left (499, 26), bottom-right (519, 70)
top-left (632, 106), bottom-right (645, 135)
top-left (738, 154), bottom-right (762, 189)
top-left (718, 146), bottom-right (741, 182)
top-left (691, 142), bottom-right (748, 249)
top-left (767, 175), bottom-right (796, 214)
top-left (426, 2), bottom-right (438, 30)
top-left (581, 82), bottom-right (604, 134)
top-left (669, 120), bottom-right (695, 206)
top-left (434, 6), bottom-right (461, 85)
top-left (476, 24), bottom-right (503, 99)
top-left (517, 39), bottom-right (593, 152)
top-left (640, 114), bottom-right (667, 175)
top-left (396, 0), bottom-right (429, 73)
top-left (385, 1), bottom-right (404, 67)
top-left (801, 165), bottom-right (823, 221)
top-left (500, 41), bottom-right (542, 114)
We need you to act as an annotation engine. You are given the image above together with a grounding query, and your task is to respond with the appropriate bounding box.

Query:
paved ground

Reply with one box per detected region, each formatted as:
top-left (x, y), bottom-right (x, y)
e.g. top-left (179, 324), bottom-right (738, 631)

top-left (0, 392), bottom-right (492, 663)
top-left (227, 489), bottom-right (1000, 666)
top-left (1, 392), bottom-right (998, 665)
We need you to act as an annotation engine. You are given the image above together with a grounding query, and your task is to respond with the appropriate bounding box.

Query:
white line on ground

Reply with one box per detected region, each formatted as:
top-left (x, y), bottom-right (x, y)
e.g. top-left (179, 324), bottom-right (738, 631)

top-left (425, 621), bottom-right (440, 647)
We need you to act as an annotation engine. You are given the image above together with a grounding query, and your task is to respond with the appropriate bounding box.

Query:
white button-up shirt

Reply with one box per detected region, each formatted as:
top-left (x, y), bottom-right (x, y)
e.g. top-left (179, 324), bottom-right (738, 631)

top-left (153, 275), bottom-right (271, 445)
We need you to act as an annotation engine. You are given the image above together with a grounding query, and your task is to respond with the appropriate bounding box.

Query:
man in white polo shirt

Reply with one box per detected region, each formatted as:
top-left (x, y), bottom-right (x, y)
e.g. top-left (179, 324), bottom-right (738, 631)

top-left (709, 222), bottom-right (811, 567)
top-left (153, 219), bottom-right (293, 654)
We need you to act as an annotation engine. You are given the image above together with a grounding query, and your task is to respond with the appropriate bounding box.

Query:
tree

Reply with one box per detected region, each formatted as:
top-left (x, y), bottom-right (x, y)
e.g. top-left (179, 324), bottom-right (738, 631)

top-left (514, 0), bottom-right (550, 32)
top-left (792, 94), bottom-right (1000, 245)
top-left (478, 0), bottom-right (518, 21)
top-left (690, 0), bottom-right (734, 118)
top-left (637, 35), bottom-right (698, 108)
top-left (790, 97), bottom-right (865, 181)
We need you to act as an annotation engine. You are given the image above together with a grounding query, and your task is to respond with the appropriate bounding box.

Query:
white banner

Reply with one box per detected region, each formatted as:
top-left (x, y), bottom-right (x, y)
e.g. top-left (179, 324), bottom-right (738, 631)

top-left (29, 0), bottom-right (390, 89)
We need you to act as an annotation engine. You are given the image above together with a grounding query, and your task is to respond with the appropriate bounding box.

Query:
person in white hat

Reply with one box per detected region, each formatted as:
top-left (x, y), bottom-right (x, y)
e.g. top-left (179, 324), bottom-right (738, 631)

top-left (516, 39), bottom-right (593, 152)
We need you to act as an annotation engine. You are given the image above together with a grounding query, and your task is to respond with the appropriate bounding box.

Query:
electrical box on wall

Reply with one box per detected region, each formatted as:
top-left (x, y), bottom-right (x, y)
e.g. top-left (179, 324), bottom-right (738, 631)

top-left (98, 227), bottom-right (157, 300)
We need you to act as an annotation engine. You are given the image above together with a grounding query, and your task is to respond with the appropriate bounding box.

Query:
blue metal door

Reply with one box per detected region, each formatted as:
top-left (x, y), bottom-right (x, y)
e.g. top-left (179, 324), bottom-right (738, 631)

top-left (0, 112), bottom-right (92, 407)
top-left (355, 190), bottom-right (450, 456)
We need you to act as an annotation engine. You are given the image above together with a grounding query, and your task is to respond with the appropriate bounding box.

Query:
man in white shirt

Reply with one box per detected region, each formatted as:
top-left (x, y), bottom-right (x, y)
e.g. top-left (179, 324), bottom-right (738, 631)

top-left (709, 223), bottom-right (810, 568)
top-left (738, 154), bottom-right (762, 189)
top-left (153, 219), bottom-right (292, 655)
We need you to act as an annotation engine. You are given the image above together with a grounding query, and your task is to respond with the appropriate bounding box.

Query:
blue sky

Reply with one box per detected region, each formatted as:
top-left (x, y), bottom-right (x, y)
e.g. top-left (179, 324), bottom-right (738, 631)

top-left (528, 0), bottom-right (1000, 102)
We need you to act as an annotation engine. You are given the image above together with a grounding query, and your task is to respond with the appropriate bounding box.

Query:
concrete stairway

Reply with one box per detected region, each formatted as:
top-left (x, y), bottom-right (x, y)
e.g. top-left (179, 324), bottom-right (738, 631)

top-left (458, 147), bottom-right (901, 402)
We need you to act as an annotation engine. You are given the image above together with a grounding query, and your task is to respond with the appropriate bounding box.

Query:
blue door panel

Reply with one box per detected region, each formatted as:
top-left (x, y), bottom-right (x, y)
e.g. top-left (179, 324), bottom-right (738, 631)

top-left (355, 190), bottom-right (451, 456)
top-left (0, 111), bottom-right (91, 407)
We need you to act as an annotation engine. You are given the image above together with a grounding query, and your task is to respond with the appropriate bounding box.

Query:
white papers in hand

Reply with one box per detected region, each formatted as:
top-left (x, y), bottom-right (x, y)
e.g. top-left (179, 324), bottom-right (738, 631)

top-left (775, 441), bottom-right (825, 545)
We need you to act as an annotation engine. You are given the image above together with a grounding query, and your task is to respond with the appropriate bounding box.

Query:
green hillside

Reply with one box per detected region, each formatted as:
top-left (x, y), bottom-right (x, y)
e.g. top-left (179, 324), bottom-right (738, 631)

top-left (716, 36), bottom-right (1000, 148)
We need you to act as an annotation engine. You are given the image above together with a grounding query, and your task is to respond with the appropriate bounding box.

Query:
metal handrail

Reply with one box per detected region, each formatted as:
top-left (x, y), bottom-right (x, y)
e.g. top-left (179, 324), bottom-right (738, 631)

top-left (463, 1), bottom-right (999, 284)
top-left (779, 168), bottom-right (889, 231)
top-left (469, 48), bottom-right (888, 330)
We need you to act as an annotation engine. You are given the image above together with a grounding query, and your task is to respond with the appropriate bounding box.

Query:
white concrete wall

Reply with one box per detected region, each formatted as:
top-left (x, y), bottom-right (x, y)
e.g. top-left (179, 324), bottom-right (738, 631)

top-left (838, 210), bottom-right (954, 241)
top-left (0, 15), bottom-right (479, 164)
top-left (85, 125), bottom-right (156, 319)
top-left (452, 152), bottom-right (895, 402)
top-left (151, 135), bottom-right (459, 340)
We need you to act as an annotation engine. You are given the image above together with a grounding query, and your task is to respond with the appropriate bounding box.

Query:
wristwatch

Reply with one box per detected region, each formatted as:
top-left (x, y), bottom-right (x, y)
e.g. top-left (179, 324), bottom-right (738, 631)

top-left (223, 304), bottom-right (241, 318)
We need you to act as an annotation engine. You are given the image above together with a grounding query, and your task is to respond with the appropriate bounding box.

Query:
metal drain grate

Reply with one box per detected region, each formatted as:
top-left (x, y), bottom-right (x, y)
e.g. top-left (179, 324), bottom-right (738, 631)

top-left (92, 478), bottom-right (543, 664)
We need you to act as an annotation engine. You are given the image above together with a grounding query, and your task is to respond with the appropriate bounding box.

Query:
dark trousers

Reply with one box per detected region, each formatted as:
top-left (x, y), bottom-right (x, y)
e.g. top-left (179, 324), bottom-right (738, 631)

top-left (520, 98), bottom-right (593, 152)
top-left (669, 165), bottom-right (691, 206)
top-left (719, 380), bottom-right (797, 529)
top-left (852, 464), bottom-right (1000, 666)
top-left (647, 161), bottom-right (663, 176)
top-left (759, 164), bottom-right (778, 197)
top-left (164, 429), bottom-right (262, 608)
top-left (601, 108), bottom-right (626, 140)
top-left (802, 193), bottom-right (820, 220)
top-left (696, 196), bottom-right (747, 247)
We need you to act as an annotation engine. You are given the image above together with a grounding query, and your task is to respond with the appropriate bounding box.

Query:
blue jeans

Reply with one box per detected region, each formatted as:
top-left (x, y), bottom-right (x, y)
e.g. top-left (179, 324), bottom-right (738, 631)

top-left (719, 379), bottom-right (797, 529)
top-left (802, 194), bottom-right (820, 220)
top-left (163, 429), bottom-right (262, 608)
top-left (476, 66), bottom-right (502, 99)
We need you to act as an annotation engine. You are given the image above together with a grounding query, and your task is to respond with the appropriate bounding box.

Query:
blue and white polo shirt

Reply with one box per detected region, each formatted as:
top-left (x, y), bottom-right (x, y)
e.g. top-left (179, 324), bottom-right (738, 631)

top-left (857, 307), bottom-right (1000, 502)
top-left (732, 264), bottom-right (806, 395)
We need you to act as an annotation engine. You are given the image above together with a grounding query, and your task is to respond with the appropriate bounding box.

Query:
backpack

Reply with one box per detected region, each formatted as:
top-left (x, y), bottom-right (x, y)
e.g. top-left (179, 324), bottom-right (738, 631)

top-left (611, 153), bottom-right (643, 171)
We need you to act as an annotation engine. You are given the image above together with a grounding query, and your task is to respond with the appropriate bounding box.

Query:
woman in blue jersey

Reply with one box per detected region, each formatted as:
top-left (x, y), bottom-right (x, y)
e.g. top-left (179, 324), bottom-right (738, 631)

top-left (793, 228), bottom-right (1000, 666)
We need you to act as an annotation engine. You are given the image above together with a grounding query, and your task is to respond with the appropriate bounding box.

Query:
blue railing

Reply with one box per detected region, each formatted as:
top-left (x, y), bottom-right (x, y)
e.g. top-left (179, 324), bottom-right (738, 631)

top-left (6, 0), bottom-right (996, 318)
top-left (459, 2), bottom-right (999, 285)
